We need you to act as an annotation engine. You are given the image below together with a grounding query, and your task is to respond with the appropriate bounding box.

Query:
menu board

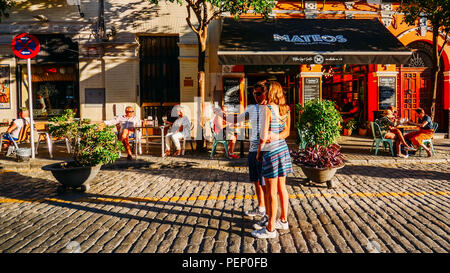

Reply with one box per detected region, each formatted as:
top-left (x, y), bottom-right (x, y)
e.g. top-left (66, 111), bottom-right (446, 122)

top-left (303, 77), bottom-right (321, 102)
top-left (378, 76), bottom-right (396, 110)
top-left (223, 77), bottom-right (241, 113)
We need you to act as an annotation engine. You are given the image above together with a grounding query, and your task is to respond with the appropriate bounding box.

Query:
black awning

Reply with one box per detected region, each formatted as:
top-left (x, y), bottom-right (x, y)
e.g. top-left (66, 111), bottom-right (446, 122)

top-left (218, 18), bottom-right (412, 65)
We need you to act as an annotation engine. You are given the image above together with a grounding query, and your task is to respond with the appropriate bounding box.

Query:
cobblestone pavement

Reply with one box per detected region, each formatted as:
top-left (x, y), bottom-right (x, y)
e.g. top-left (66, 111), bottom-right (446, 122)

top-left (0, 157), bottom-right (449, 253)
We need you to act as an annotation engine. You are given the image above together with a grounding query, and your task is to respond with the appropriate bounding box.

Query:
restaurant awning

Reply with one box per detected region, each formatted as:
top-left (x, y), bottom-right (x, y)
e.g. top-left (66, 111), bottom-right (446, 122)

top-left (218, 18), bottom-right (412, 65)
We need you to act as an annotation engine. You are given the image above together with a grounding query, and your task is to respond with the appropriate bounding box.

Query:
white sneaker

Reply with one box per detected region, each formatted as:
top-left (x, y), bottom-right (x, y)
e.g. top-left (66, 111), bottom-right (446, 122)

top-left (245, 207), bottom-right (266, 217)
top-left (251, 227), bottom-right (277, 239)
top-left (253, 215), bottom-right (268, 230)
top-left (274, 219), bottom-right (289, 230)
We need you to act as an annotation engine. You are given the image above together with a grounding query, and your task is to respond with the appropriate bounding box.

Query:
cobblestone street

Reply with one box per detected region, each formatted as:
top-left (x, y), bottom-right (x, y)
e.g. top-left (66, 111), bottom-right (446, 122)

top-left (0, 156), bottom-right (449, 253)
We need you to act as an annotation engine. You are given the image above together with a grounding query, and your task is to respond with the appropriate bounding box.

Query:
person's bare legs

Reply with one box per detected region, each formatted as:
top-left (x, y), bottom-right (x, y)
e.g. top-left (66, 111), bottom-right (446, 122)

top-left (420, 143), bottom-right (432, 157)
top-left (277, 176), bottom-right (289, 223)
top-left (120, 129), bottom-right (133, 157)
top-left (265, 177), bottom-right (278, 232)
top-left (255, 182), bottom-right (266, 208)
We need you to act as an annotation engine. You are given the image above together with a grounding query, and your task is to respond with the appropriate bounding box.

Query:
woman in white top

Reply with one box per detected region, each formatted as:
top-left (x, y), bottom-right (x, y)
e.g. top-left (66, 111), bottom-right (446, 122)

top-left (164, 106), bottom-right (190, 156)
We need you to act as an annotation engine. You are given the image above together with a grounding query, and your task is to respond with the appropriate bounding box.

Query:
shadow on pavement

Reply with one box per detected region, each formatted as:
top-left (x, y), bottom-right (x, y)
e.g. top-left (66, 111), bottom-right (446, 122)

top-left (0, 170), bottom-right (255, 240)
top-left (340, 165), bottom-right (449, 180)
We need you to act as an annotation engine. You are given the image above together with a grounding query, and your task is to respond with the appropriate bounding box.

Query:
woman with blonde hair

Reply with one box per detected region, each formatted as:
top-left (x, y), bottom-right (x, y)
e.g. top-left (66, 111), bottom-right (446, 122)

top-left (252, 81), bottom-right (293, 239)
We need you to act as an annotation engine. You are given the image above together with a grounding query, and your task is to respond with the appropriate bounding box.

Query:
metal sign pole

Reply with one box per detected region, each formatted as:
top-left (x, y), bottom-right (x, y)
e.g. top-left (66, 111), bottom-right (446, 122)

top-left (27, 58), bottom-right (35, 159)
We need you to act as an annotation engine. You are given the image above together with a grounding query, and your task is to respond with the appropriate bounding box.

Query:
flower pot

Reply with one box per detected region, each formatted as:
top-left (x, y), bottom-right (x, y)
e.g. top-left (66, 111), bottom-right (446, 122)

top-left (42, 162), bottom-right (102, 193)
top-left (358, 128), bottom-right (367, 136)
top-left (343, 129), bottom-right (352, 136)
top-left (299, 164), bottom-right (344, 188)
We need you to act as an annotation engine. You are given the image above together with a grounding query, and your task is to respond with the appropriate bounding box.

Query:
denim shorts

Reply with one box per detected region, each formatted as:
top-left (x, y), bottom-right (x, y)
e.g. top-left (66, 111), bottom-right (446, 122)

top-left (248, 152), bottom-right (265, 186)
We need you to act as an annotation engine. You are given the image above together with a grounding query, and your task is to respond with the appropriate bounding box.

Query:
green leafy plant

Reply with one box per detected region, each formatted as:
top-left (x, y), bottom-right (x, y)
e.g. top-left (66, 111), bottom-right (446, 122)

top-left (48, 109), bottom-right (123, 167)
top-left (296, 99), bottom-right (342, 148)
top-left (343, 119), bottom-right (357, 130)
top-left (293, 99), bottom-right (344, 169)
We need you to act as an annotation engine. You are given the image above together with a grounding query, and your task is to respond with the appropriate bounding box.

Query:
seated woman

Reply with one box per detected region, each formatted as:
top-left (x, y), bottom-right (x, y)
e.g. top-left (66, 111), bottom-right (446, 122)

top-left (376, 108), bottom-right (415, 158)
top-left (404, 108), bottom-right (435, 157)
top-left (213, 106), bottom-right (239, 159)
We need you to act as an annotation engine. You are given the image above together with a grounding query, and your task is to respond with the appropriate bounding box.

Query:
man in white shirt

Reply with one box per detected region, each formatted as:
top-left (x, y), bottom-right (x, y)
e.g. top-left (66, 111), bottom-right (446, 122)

top-left (2, 109), bottom-right (31, 155)
top-left (103, 106), bottom-right (140, 160)
top-left (164, 106), bottom-right (190, 156)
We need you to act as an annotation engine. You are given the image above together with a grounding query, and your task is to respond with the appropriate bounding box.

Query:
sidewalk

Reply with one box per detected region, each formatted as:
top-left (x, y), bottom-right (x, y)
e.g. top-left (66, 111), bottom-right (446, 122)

top-left (1, 135), bottom-right (449, 171)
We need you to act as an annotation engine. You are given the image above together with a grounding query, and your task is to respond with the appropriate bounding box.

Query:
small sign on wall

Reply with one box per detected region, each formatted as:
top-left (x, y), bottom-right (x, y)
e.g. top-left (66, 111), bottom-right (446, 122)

top-left (184, 77), bottom-right (194, 87)
top-left (85, 88), bottom-right (105, 107)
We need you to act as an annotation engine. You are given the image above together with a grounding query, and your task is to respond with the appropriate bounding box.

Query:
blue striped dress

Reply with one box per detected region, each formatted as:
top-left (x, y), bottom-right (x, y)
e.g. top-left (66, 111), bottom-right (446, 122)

top-left (261, 105), bottom-right (293, 179)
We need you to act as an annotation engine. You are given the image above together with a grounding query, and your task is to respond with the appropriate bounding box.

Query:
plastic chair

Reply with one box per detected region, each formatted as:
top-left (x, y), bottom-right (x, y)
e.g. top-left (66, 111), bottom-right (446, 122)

top-left (181, 120), bottom-right (194, 155)
top-left (370, 122), bottom-right (394, 156)
top-left (35, 131), bottom-right (54, 158)
top-left (419, 122), bottom-right (438, 156)
top-left (209, 120), bottom-right (229, 159)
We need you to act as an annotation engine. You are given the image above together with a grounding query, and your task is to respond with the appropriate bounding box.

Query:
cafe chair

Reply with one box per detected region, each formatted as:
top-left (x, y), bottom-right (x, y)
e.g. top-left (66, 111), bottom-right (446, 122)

top-left (0, 123), bottom-right (31, 157)
top-left (181, 121), bottom-right (195, 156)
top-left (35, 131), bottom-right (54, 158)
top-left (419, 122), bottom-right (438, 157)
top-left (209, 120), bottom-right (230, 159)
top-left (370, 122), bottom-right (394, 156)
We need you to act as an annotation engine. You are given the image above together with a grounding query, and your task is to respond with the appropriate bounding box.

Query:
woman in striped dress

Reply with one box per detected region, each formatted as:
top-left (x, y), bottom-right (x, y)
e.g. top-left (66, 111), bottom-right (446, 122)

top-left (252, 81), bottom-right (293, 239)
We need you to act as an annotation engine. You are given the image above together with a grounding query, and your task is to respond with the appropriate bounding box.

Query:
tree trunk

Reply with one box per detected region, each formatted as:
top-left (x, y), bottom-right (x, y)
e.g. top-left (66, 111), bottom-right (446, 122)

top-left (430, 27), bottom-right (440, 121)
top-left (196, 28), bottom-right (208, 151)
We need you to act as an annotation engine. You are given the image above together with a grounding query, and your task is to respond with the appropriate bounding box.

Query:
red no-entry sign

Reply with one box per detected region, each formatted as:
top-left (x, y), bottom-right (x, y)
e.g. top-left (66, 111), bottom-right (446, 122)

top-left (11, 33), bottom-right (40, 59)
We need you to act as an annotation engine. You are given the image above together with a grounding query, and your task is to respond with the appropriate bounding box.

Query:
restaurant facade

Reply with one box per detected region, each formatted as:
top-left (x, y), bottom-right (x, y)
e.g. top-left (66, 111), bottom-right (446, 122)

top-left (0, 1), bottom-right (449, 137)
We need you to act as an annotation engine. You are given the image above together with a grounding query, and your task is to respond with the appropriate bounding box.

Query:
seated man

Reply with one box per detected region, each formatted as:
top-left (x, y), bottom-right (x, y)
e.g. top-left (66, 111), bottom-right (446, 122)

top-left (103, 106), bottom-right (140, 160)
top-left (376, 108), bottom-right (415, 158)
top-left (404, 108), bottom-right (435, 157)
top-left (2, 108), bottom-right (30, 156)
top-left (164, 106), bottom-right (190, 156)
top-left (213, 106), bottom-right (239, 159)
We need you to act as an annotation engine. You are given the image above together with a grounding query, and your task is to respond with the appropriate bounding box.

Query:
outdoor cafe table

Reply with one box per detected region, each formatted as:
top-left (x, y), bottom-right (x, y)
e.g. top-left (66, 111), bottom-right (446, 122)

top-left (134, 125), bottom-right (169, 157)
top-left (396, 125), bottom-right (419, 134)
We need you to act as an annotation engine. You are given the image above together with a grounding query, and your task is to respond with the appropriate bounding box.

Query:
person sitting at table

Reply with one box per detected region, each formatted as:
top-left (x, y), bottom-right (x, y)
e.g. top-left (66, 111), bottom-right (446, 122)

top-left (163, 105), bottom-right (190, 157)
top-left (376, 109), bottom-right (415, 158)
top-left (213, 106), bottom-right (239, 159)
top-left (404, 108), bottom-right (434, 157)
top-left (341, 99), bottom-right (359, 122)
top-left (103, 106), bottom-right (140, 160)
top-left (1, 108), bottom-right (30, 156)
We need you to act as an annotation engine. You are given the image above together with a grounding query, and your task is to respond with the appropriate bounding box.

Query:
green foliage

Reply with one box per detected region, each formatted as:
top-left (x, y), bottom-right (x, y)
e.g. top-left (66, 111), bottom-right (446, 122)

top-left (148, 0), bottom-right (276, 19)
top-left (296, 99), bottom-right (342, 148)
top-left (0, 0), bottom-right (14, 22)
top-left (343, 119), bottom-right (357, 130)
top-left (48, 109), bottom-right (123, 167)
top-left (398, 0), bottom-right (450, 31)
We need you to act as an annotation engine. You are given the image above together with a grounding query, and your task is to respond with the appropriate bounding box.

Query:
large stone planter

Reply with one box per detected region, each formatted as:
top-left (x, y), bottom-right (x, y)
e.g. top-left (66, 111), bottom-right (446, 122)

top-left (42, 162), bottom-right (102, 193)
top-left (299, 164), bottom-right (344, 188)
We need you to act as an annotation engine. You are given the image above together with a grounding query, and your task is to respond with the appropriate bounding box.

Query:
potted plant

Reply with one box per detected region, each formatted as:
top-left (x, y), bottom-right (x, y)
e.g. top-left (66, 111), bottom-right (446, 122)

top-left (291, 99), bottom-right (345, 188)
top-left (342, 118), bottom-right (357, 136)
top-left (358, 120), bottom-right (370, 136)
top-left (42, 110), bottom-right (123, 193)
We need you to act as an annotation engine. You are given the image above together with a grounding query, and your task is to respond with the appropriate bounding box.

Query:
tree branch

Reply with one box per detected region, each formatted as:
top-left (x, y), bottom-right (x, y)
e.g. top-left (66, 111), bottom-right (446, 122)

top-left (438, 30), bottom-right (449, 57)
top-left (186, 5), bottom-right (199, 35)
top-left (207, 10), bottom-right (222, 25)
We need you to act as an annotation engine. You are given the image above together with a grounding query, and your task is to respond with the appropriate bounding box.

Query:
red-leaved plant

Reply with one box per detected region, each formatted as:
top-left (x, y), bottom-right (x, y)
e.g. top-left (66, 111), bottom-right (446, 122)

top-left (290, 144), bottom-right (344, 169)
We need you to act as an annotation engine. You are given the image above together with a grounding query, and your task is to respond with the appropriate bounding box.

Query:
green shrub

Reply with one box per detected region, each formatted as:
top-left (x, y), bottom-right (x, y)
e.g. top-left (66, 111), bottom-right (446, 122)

top-left (296, 99), bottom-right (342, 148)
top-left (48, 109), bottom-right (123, 167)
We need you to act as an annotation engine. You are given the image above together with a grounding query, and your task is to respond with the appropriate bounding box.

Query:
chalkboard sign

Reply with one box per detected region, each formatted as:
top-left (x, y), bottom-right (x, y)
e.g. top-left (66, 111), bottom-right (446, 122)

top-left (378, 77), bottom-right (396, 110)
top-left (303, 77), bottom-right (321, 102)
top-left (223, 77), bottom-right (241, 113)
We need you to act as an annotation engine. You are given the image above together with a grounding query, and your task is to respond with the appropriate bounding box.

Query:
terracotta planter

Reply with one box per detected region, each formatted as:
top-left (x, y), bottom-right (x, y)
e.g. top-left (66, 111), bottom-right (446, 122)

top-left (343, 129), bottom-right (352, 136)
top-left (299, 164), bottom-right (345, 188)
top-left (358, 128), bottom-right (368, 136)
top-left (42, 162), bottom-right (102, 193)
